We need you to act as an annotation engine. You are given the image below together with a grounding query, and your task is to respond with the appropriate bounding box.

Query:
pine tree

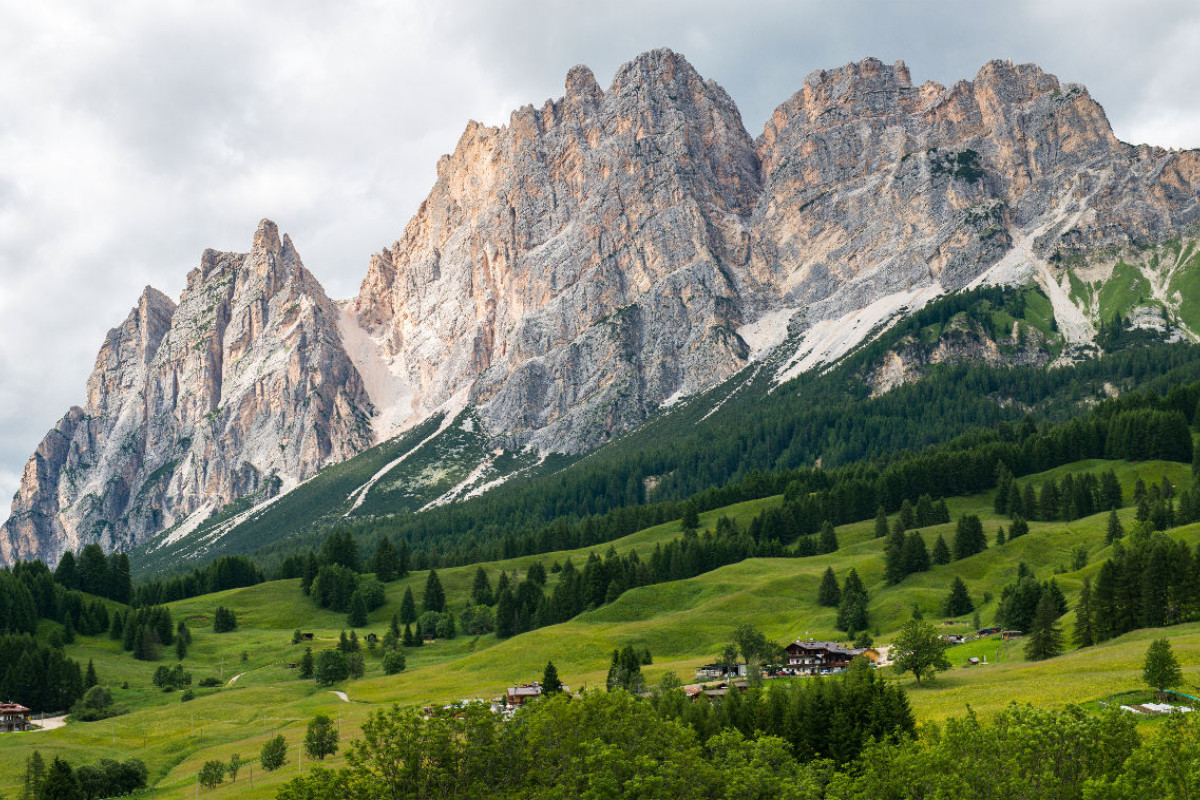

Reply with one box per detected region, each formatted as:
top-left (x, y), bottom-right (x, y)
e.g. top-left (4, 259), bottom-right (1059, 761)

top-left (931, 535), bottom-right (951, 566)
top-left (817, 567), bottom-right (841, 607)
top-left (299, 647), bottom-right (314, 679)
top-left (836, 569), bottom-right (869, 633)
top-left (953, 515), bottom-right (987, 560)
top-left (542, 661), bottom-right (564, 694)
top-left (994, 462), bottom-right (1013, 515)
top-left (84, 659), bottom-right (97, 689)
top-left (916, 494), bottom-right (936, 526)
top-left (1072, 578), bottom-right (1094, 648)
top-left (389, 613), bottom-right (400, 638)
top-left (901, 531), bottom-right (930, 575)
top-left (942, 577), bottom-right (974, 617)
top-left (1024, 591), bottom-right (1064, 661)
top-left (347, 590), bottom-right (368, 627)
top-left (110, 553), bottom-right (133, 604)
top-left (883, 527), bottom-right (907, 584)
top-left (995, 526), bottom-right (1006, 546)
top-left (372, 536), bottom-right (397, 582)
top-left (1009, 514), bottom-right (1029, 539)
top-left (399, 588), bottom-right (417, 625)
top-left (899, 499), bottom-right (916, 531)
top-left (1106, 510), bottom-right (1124, 544)
top-left (423, 570), bottom-right (446, 613)
top-left (681, 500), bottom-right (700, 532)
top-left (495, 587), bottom-right (516, 639)
top-left (1006, 481), bottom-right (1024, 518)
top-left (471, 567), bottom-right (494, 606)
top-left (874, 507), bottom-right (888, 539)
top-left (818, 521), bottom-right (838, 554)
top-left (402, 624), bottom-right (416, 648)
top-left (54, 551), bottom-right (79, 590)
top-left (397, 539), bottom-right (411, 577)
top-left (1100, 470), bottom-right (1123, 510)
top-left (1022, 484), bottom-right (1038, 520)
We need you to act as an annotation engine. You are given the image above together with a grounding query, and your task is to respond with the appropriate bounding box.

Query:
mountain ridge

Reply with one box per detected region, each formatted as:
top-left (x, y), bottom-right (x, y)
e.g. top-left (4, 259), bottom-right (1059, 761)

top-left (4, 48), bottom-right (1200, 566)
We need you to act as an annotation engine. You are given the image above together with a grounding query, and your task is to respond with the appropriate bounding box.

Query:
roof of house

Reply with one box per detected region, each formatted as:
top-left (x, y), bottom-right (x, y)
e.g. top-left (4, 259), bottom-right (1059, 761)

top-left (0, 702), bottom-right (30, 714)
top-left (786, 640), bottom-right (865, 657)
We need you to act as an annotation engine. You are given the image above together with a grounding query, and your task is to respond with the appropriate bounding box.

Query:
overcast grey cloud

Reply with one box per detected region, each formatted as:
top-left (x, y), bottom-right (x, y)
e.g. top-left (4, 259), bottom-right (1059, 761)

top-left (1, 0), bottom-right (1198, 508)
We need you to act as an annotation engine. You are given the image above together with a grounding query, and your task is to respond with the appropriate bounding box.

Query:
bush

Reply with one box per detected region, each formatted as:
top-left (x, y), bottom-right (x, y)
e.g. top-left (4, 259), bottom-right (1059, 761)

top-left (181, 689), bottom-right (196, 703)
top-left (70, 686), bottom-right (117, 722)
top-left (213, 606), bottom-right (237, 633)
top-left (459, 605), bottom-right (495, 636)
top-left (198, 677), bottom-right (221, 688)
top-left (382, 650), bottom-right (406, 675)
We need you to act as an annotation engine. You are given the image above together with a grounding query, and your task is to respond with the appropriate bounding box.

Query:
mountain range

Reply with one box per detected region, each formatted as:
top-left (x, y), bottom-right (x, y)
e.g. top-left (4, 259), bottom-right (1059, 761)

top-left (3, 48), bottom-right (1199, 567)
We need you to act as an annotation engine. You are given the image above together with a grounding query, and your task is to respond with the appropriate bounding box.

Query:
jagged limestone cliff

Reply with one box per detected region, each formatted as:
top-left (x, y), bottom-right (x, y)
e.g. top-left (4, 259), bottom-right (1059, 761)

top-left (4, 50), bottom-right (1199, 565)
top-left (1, 221), bottom-right (372, 564)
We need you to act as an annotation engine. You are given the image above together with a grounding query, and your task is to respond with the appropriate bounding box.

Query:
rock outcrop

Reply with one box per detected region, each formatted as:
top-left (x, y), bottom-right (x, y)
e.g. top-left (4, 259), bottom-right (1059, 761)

top-left (0, 221), bottom-right (372, 564)
top-left (351, 49), bottom-right (761, 451)
top-left (4, 51), bottom-right (1199, 565)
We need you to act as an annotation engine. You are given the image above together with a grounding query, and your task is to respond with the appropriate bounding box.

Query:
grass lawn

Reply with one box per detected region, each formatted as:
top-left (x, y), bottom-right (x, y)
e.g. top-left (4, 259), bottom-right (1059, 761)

top-left (4, 458), bottom-right (1198, 797)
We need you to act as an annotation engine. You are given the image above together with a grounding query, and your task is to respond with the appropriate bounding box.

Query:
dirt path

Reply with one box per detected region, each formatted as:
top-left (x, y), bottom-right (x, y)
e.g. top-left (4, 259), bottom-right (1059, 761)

top-left (329, 690), bottom-right (349, 702)
top-left (227, 672), bottom-right (246, 686)
top-left (30, 714), bottom-right (67, 732)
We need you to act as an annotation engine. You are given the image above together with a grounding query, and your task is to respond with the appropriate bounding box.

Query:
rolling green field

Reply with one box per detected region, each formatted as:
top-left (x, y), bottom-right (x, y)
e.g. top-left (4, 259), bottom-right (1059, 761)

top-left (5, 458), bottom-right (1199, 798)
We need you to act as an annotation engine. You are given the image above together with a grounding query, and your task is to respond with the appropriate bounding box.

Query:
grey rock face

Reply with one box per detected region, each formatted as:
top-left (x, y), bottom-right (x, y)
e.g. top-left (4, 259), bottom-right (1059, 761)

top-left (352, 49), bottom-right (761, 451)
top-left (4, 51), bottom-right (1199, 564)
top-left (1, 221), bottom-right (372, 565)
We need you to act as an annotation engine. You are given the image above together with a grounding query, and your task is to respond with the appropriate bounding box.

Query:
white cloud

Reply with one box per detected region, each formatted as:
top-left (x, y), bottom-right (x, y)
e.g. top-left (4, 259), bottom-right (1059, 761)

top-left (0, 0), bottom-right (1198, 507)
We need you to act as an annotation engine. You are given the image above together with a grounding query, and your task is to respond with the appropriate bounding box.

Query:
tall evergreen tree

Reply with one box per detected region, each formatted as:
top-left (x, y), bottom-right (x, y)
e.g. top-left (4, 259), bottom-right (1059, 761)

top-left (397, 539), bottom-right (411, 577)
top-left (931, 535), bottom-right (951, 566)
top-left (347, 590), bottom-right (368, 628)
top-left (495, 587), bottom-right (516, 639)
top-left (901, 532), bottom-right (930, 575)
top-left (898, 499), bottom-right (916, 531)
top-left (837, 569), bottom-right (869, 633)
top-left (423, 570), bottom-right (446, 613)
top-left (818, 521), bottom-right (839, 554)
top-left (1024, 591), bottom-right (1064, 661)
top-left (54, 551), bottom-right (79, 590)
top-left (471, 567), bottom-right (494, 606)
top-left (873, 507), bottom-right (888, 539)
top-left (1100, 470), bottom-right (1123, 510)
top-left (541, 661), bottom-right (564, 694)
top-left (883, 527), bottom-right (907, 584)
top-left (371, 537), bottom-right (397, 582)
top-left (942, 577), bottom-right (974, 617)
top-left (1073, 578), bottom-right (1094, 648)
top-left (1106, 510), bottom-right (1125, 544)
top-left (681, 501), bottom-right (700, 533)
top-left (109, 553), bottom-right (132, 604)
top-left (953, 515), bottom-right (987, 560)
top-left (817, 567), bottom-right (841, 607)
top-left (399, 588), bottom-right (417, 625)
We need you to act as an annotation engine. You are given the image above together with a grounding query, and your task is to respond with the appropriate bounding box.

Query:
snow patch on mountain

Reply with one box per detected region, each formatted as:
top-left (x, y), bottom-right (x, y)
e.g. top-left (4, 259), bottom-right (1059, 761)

top-left (774, 284), bottom-right (943, 385)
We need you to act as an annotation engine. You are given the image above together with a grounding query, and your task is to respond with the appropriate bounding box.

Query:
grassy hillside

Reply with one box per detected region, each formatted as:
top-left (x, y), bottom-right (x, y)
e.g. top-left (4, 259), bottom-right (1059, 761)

top-left (7, 459), bottom-right (1200, 798)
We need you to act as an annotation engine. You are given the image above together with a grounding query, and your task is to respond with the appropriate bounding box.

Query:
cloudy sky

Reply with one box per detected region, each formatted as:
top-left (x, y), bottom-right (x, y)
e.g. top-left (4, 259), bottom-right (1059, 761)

top-left (1, 0), bottom-right (1198, 506)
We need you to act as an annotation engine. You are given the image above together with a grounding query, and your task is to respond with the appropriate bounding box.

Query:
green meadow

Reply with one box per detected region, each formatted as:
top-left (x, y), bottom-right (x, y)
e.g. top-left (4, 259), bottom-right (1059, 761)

top-left (4, 458), bottom-right (1198, 798)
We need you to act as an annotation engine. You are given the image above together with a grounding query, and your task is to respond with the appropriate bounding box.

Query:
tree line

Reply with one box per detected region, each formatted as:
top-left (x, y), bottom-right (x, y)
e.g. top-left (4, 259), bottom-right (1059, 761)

top-left (268, 678), bottom-right (1200, 800)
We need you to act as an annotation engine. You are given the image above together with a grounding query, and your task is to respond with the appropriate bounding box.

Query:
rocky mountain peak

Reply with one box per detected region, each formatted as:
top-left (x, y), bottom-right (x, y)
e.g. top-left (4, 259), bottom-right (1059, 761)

top-left (5, 50), bottom-right (1199, 567)
top-left (251, 217), bottom-right (282, 255)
